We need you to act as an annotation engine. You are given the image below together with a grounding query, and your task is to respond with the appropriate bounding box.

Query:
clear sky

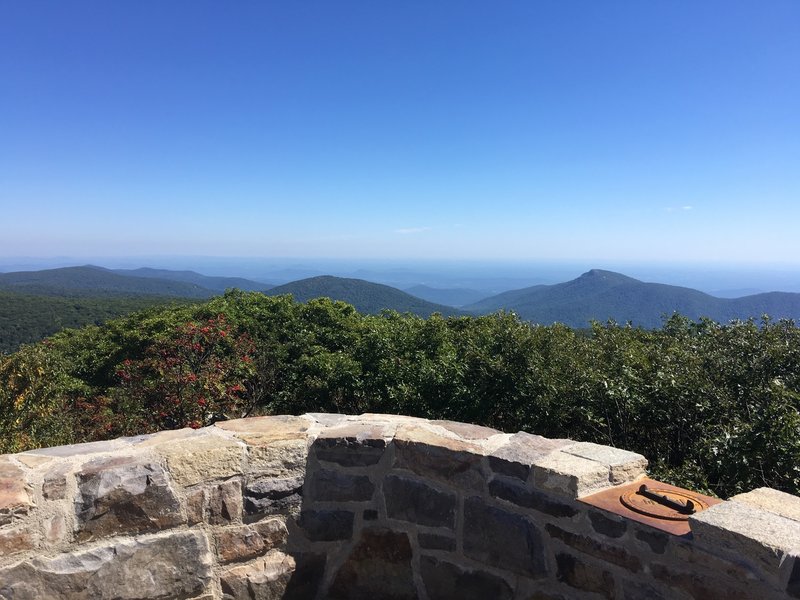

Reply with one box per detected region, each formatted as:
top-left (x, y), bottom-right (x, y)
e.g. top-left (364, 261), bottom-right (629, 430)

top-left (1, 1), bottom-right (798, 264)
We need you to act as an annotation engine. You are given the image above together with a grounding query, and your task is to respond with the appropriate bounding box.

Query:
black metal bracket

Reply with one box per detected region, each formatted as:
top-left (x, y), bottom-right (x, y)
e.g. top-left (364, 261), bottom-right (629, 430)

top-left (637, 484), bottom-right (696, 515)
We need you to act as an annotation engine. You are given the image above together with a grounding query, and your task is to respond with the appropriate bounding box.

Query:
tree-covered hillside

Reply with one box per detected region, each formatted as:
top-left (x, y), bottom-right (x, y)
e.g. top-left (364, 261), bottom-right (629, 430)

top-left (0, 291), bottom-right (194, 353)
top-left (266, 275), bottom-right (464, 317)
top-left (1, 289), bottom-right (798, 499)
top-left (111, 267), bottom-right (271, 292)
top-left (0, 266), bottom-right (216, 298)
top-left (467, 269), bottom-right (800, 327)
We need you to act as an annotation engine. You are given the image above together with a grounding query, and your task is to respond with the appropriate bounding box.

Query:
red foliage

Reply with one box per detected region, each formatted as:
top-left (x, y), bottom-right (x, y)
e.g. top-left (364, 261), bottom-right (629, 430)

top-left (116, 315), bottom-right (256, 431)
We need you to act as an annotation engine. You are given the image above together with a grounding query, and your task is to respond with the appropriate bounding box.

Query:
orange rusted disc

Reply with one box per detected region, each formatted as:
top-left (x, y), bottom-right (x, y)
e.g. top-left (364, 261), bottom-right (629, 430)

top-left (620, 486), bottom-right (710, 521)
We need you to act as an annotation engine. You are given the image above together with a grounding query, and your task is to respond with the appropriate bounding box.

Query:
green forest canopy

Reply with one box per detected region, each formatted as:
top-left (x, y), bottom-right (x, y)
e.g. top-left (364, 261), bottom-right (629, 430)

top-left (0, 290), bottom-right (194, 354)
top-left (1, 289), bottom-right (798, 500)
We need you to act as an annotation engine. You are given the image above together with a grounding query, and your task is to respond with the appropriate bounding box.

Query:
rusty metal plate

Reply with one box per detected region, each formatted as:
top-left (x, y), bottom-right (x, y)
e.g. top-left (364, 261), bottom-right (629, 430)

top-left (579, 478), bottom-right (722, 536)
top-left (620, 484), bottom-right (710, 521)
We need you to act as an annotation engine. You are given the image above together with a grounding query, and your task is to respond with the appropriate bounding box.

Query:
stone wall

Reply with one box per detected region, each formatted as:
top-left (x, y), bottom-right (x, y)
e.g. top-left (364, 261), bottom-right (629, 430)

top-left (1, 413), bottom-right (799, 599)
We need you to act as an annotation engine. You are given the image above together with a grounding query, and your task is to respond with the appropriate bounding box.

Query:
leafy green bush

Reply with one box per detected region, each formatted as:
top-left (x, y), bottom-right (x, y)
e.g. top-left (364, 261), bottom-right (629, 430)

top-left (1, 291), bottom-right (798, 498)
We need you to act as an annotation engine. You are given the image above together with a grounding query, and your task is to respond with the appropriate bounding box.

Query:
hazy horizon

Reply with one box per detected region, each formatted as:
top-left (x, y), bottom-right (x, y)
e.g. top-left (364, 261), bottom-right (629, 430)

top-left (2, 2), bottom-right (798, 265)
top-left (3, 255), bottom-right (800, 296)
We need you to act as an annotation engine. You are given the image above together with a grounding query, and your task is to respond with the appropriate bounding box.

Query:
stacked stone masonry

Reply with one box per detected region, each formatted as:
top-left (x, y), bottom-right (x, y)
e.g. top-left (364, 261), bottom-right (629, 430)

top-left (1, 413), bottom-right (799, 599)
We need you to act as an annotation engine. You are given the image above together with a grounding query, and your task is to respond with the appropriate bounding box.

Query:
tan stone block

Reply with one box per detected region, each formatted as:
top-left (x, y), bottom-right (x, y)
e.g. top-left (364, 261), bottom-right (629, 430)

top-left (533, 451), bottom-right (611, 498)
top-left (559, 441), bottom-right (647, 485)
top-left (305, 412), bottom-right (350, 427)
top-left (157, 433), bottom-right (245, 486)
top-left (0, 458), bottom-right (19, 479)
top-left (0, 530), bottom-right (214, 599)
top-left (732, 487), bottom-right (800, 523)
top-left (690, 500), bottom-right (800, 576)
top-left (216, 415), bottom-right (311, 441)
top-left (186, 487), bottom-right (206, 525)
top-left (215, 518), bottom-right (288, 563)
top-left (220, 550), bottom-right (296, 599)
top-left (395, 423), bottom-right (483, 452)
top-left (42, 463), bottom-right (72, 500)
top-left (316, 421), bottom-right (396, 445)
top-left (434, 419), bottom-right (502, 440)
top-left (14, 455), bottom-right (53, 469)
top-left (130, 426), bottom-right (207, 448)
top-left (246, 439), bottom-right (308, 478)
top-left (22, 438), bottom-right (130, 458)
top-left (0, 526), bottom-right (35, 556)
top-left (393, 424), bottom-right (488, 489)
top-left (44, 514), bottom-right (66, 544)
top-left (314, 422), bottom-right (394, 467)
top-left (489, 432), bottom-right (571, 480)
top-left (208, 480), bottom-right (243, 525)
top-left (0, 459), bottom-right (33, 526)
top-left (357, 413), bottom-right (430, 426)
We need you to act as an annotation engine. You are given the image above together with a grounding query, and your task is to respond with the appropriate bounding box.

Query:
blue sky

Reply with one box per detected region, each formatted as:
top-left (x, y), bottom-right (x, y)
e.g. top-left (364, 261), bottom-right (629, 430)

top-left (1, 1), bottom-right (798, 264)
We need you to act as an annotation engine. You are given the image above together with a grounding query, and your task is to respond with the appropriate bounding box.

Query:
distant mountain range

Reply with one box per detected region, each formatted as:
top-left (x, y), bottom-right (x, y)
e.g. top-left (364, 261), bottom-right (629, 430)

top-left (2, 266), bottom-right (800, 345)
top-left (0, 266), bottom-right (270, 299)
top-left (465, 269), bottom-right (800, 328)
top-left (266, 276), bottom-right (464, 317)
top-left (110, 267), bottom-right (272, 293)
top-left (403, 284), bottom-right (489, 308)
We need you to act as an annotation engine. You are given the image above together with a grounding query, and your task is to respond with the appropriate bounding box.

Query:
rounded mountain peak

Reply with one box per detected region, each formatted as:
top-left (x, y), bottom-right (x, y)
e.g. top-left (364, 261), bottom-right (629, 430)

top-left (576, 269), bottom-right (636, 284)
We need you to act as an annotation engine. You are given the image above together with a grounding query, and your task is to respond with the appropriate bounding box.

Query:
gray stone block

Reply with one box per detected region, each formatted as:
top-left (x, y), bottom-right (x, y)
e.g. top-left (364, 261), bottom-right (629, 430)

top-left (488, 477), bottom-right (578, 518)
top-left (546, 524), bottom-right (641, 572)
top-left (418, 532), bottom-right (456, 551)
top-left (463, 496), bottom-right (547, 578)
top-left (329, 528), bottom-right (415, 600)
top-left (556, 552), bottom-right (615, 599)
top-left (384, 474), bottom-right (456, 529)
top-left (588, 509), bottom-right (627, 538)
top-left (420, 555), bottom-right (513, 600)
top-left (305, 469), bottom-right (374, 503)
top-left (244, 475), bottom-right (303, 517)
top-left (298, 509), bottom-right (354, 542)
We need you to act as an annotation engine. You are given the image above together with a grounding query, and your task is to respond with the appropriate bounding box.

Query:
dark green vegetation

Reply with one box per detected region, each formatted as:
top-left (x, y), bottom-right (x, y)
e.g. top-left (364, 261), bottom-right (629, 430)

top-left (266, 276), bottom-right (464, 317)
top-left (0, 291), bottom-right (194, 354)
top-left (0, 266), bottom-right (273, 353)
top-left (0, 266), bottom-right (217, 298)
top-left (466, 269), bottom-right (800, 327)
top-left (2, 290), bottom-right (798, 500)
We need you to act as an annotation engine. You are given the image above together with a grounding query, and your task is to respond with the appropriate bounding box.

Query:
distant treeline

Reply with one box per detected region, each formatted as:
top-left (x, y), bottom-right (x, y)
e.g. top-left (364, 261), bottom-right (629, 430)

top-left (0, 291), bottom-right (194, 354)
top-left (1, 290), bottom-right (798, 499)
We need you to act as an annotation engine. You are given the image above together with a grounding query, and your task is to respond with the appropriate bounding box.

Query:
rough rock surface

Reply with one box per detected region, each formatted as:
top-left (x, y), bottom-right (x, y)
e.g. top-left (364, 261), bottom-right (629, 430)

top-left (74, 456), bottom-right (183, 541)
top-left (0, 531), bottom-right (213, 600)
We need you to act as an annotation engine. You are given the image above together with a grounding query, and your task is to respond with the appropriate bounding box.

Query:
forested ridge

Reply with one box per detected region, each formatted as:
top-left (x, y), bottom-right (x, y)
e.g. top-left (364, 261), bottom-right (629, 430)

top-left (0, 290), bottom-right (194, 354)
top-left (1, 289), bottom-right (798, 499)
